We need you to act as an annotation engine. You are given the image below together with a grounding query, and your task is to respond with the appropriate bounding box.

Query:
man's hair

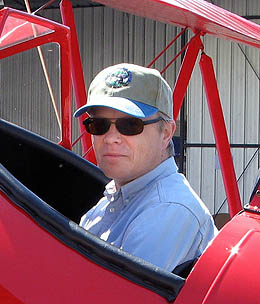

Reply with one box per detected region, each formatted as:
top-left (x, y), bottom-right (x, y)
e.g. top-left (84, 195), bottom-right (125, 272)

top-left (158, 112), bottom-right (175, 157)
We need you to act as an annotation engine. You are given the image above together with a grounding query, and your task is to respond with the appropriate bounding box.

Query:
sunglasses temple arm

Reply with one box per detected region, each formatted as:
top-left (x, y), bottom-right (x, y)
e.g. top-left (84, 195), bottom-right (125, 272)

top-left (143, 117), bottom-right (163, 125)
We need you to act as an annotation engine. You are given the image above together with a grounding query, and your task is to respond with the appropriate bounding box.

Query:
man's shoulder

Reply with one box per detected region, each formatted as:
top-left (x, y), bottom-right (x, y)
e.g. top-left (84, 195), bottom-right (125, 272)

top-left (154, 172), bottom-right (212, 223)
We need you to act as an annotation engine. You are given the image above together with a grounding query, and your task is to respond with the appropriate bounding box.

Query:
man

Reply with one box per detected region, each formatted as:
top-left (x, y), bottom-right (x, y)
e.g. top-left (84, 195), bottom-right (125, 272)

top-left (74, 63), bottom-right (218, 272)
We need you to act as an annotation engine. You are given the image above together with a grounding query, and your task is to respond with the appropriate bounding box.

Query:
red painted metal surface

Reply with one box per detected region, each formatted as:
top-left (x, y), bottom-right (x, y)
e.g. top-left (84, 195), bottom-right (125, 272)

top-left (0, 191), bottom-right (169, 304)
top-left (199, 53), bottom-right (242, 217)
top-left (59, 30), bottom-right (72, 150)
top-left (0, 285), bottom-right (24, 304)
top-left (175, 211), bottom-right (260, 303)
top-left (94, 0), bottom-right (260, 49)
top-left (0, 9), bottom-right (52, 49)
top-left (60, 0), bottom-right (96, 163)
top-left (173, 33), bottom-right (203, 120)
top-left (0, 7), bottom-right (72, 150)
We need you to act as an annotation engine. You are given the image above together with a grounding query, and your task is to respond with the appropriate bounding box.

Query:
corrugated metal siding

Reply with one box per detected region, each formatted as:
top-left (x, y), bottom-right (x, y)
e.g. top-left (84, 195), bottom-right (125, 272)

top-left (187, 0), bottom-right (260, 214)
top-left (72, 7), bottom-right (180, 90)
top-left (0, 42), bottom-right (61, 142)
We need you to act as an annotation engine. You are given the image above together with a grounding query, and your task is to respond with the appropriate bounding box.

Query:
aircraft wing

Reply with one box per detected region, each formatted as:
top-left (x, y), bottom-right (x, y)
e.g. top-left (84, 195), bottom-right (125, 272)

top-left (93, 0), bottom-right (260, 48)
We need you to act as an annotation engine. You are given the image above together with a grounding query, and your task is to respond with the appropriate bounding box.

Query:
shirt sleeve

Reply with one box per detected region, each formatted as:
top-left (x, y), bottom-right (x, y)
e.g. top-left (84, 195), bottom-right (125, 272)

top-left (120, 202), bottom-right (206, 272)
top-left (79, 197), bottom-right (110, 228)
top-left (79, 208), bottom-right (95, 227)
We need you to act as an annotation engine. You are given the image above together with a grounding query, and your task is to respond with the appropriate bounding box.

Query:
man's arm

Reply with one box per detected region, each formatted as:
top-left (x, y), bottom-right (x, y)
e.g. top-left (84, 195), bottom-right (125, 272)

top-left (120, 203), bottom-right (216, 272)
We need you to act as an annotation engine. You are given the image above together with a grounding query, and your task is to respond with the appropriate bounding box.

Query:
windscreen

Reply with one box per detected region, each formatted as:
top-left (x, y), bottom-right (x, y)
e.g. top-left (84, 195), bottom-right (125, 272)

top-left (0, 14), bottom-right (54, 50)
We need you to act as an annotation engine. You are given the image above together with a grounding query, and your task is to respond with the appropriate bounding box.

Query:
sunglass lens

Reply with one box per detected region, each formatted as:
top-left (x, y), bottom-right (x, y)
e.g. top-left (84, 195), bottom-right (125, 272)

top-left (84, 118), bottom-right (110, 135)
top-left (84, 117), bottom-right (145, 135)
top-left (117, 118), bottom-right (144, 135)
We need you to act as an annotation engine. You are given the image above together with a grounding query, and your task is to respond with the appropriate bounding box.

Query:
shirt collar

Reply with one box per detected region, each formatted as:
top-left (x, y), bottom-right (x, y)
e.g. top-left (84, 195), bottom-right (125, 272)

top-left (104, 157), bottom-right (178, 203)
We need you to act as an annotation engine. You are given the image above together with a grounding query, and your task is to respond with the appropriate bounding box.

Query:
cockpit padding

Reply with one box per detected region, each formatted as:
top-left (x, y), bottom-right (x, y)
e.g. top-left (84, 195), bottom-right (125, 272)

top-left (0, 118), bottom-right (109, 223)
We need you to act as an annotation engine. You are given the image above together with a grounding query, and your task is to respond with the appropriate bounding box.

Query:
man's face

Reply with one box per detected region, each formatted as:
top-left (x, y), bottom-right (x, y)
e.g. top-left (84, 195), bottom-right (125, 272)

top-left (91, 107), bottom-right (173, 188)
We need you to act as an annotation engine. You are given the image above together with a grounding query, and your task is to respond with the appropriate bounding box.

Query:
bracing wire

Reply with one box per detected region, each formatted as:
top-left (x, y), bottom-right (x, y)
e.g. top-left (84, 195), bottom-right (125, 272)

top-left (214, 147), bottom-right (260, 216)
top-left (214, 43), bottom-right (260, 216)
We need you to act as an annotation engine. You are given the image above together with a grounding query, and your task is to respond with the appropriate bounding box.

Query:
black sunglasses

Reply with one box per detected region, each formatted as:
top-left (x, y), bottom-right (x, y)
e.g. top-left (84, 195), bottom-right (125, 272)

top-left (83, 117), bottom-right (163, 136)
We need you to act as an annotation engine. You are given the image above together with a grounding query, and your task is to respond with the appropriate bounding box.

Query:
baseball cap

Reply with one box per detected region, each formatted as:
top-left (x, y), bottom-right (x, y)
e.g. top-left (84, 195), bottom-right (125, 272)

top-left (74, 63), bottom-right (173, 119)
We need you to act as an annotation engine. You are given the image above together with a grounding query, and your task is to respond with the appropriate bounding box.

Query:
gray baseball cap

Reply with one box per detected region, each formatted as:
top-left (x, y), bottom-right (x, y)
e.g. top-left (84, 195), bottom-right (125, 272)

top-left (74, 63), bottom-right (173, 119)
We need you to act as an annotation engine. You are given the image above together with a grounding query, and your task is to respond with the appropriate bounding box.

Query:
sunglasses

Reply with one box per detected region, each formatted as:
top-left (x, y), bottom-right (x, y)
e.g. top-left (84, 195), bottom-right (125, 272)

top-left (83, 117), bottom-right (163, 136)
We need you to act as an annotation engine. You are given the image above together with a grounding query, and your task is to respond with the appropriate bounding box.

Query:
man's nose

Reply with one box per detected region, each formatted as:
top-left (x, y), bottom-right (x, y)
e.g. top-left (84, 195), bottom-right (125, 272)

top-left (103, 122), bottom-right (122, 143)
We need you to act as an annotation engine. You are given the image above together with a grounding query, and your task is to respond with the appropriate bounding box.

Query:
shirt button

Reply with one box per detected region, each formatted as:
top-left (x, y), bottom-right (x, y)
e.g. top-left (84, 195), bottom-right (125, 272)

top-left (125, 199), bottom-right (129, 204)
top-left (109, 207), bottom-right (115, 213)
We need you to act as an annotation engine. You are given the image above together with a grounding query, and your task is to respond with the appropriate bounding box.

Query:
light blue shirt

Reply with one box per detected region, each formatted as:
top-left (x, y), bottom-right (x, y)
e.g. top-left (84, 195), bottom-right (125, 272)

top-left (80, 157), bottom-right (218, 271)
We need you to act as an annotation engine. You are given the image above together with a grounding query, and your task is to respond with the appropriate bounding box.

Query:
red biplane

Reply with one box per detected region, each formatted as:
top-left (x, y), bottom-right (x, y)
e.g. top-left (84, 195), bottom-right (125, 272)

top-left (0, 0), bottom-right (260, 303)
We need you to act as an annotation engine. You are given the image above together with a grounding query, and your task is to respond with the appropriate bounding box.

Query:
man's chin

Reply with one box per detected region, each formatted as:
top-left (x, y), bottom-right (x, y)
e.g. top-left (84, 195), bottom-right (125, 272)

top-left (101, 168), bottom-right (130, 184)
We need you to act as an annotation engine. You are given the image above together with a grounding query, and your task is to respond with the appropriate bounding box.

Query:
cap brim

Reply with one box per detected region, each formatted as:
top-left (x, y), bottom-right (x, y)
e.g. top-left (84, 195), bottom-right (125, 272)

top-left (74, 97), bottom-right (158, 118)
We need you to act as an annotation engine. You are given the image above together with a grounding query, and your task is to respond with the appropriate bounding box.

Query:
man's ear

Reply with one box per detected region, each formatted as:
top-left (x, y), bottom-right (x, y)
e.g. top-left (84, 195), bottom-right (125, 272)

top-left (163, 121), bottom-right (176, 147)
